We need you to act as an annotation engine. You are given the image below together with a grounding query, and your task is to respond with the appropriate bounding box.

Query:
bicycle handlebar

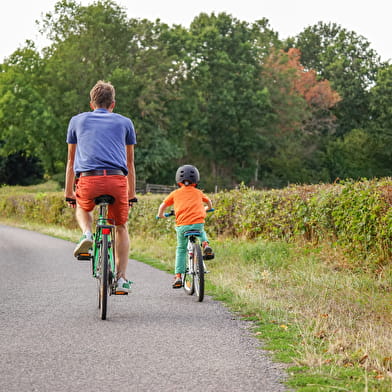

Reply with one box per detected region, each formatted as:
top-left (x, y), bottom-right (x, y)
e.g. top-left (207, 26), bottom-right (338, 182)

top-left (156, 208), bottom-right (214, 220)
top-left (65, 197), bottom-right (138, 207)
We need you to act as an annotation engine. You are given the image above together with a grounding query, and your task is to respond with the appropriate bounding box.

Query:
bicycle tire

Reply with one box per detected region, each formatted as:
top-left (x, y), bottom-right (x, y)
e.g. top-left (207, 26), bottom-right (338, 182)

top-left (183, 250), bottom-right (195, 296)
top-left (98, 234), bottom-right (109, 320)
top-left (193, 243), bottom-right (204, 302)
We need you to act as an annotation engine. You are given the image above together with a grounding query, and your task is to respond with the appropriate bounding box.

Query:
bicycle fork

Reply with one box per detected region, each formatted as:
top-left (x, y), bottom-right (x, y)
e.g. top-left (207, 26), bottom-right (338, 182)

top-left (186, 238), bottom-right (209, 274)
top-left (187, 240), bottom-right (195, 274)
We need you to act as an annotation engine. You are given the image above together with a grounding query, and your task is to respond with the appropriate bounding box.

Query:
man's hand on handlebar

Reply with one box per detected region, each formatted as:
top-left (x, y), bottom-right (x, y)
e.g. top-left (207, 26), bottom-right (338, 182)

top-left (65, 197), bottom-right (76, 208)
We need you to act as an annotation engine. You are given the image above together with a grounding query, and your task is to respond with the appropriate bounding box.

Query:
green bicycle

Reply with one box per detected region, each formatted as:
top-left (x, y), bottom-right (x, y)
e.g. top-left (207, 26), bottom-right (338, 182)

top-left (75, 195), bottom-right (119, 320)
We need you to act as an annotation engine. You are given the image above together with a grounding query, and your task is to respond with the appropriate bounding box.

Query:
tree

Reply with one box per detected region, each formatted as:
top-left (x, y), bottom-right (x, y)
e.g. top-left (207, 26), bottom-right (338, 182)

top-left (174, 13), bottom-right (278, 188)
top-left (39, 1), bottom-right (184, 182)
top-left (325, 129), bottom-right (382, 180)
top-left (121, 19), bottom-right (186, 183)
top-left (366, 64), bottom-right (392, 175)
top-left (259, 48), bottom-right (340, 186)
top-left (287, 22), bottom-right (384, 136)
top-left (0, 43), bottom-right (60, 175)
top-left (0, 150), bottom-right (44, 185)
top-left (370, 64), bottom-right (392, 136)
top-left (39, 0), bottom-right (135, 128)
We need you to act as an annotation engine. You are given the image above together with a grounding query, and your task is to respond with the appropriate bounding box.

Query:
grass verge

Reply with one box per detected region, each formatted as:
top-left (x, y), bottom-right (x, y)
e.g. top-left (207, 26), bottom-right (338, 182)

top-left (130, 233), bottom-right (392, 392)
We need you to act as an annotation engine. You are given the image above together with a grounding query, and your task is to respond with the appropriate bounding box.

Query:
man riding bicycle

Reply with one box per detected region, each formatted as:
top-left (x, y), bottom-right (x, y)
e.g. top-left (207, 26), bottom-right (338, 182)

top-left (64, 80), bottom-right (136, 293)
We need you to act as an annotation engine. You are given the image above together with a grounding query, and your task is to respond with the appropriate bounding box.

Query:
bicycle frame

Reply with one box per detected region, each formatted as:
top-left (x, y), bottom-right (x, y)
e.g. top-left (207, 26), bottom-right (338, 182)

top-left (92, 202), bottom-right (116, 287)
top-left (185, 232), bottom-right (201, 273)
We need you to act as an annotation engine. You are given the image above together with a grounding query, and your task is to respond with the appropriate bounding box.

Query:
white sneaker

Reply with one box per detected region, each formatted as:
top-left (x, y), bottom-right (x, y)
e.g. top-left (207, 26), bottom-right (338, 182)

top-left (116, 277), bottom-right (133, 294)
top-left (73, 232), bottom-right (93, 257)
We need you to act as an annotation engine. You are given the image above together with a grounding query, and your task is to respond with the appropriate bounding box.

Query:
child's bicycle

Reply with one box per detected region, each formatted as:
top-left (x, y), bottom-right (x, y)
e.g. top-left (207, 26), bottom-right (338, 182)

top-left (71, 195), bottom-right (122, 320)
top-left (157, 209), bottom-right (214, 302)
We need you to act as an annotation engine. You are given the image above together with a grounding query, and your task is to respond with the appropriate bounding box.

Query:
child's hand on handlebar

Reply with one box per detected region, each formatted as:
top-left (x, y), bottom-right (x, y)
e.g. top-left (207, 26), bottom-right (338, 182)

top-left (129, 197), bottom-right (138, 207)
top-left (156, 210), bottom-right (174, 219)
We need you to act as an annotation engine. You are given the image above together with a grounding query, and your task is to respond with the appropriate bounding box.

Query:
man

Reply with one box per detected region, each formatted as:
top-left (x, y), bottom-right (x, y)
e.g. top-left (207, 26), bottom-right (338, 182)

top-left (64, 80), bottom-right (136, 293)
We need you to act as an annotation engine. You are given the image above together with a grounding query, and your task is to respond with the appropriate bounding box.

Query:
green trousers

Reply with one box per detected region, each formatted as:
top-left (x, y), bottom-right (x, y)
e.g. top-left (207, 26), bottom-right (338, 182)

top-left (174, 223), bottom-right (208, 274)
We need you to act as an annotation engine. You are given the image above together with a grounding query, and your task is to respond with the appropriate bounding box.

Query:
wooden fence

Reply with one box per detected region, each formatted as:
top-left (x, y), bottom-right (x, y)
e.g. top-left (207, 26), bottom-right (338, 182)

top-left (136, 182), bottom-right (177, 194)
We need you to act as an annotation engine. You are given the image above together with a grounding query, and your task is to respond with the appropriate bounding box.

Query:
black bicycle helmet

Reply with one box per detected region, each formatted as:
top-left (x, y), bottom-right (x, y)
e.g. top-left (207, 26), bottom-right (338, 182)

top-left (175, 164), bottom-right (200, 185)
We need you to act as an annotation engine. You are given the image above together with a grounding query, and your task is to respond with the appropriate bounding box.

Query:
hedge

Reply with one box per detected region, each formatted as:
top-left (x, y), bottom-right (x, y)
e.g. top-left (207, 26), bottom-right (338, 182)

top-left (1, 178), bottom-right (392, 268)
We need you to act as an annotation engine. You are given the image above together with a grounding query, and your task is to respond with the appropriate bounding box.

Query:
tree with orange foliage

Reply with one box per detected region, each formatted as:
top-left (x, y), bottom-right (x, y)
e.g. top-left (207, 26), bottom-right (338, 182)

top-left (262, 47), bottom-right (340, 136)
top-left (258, 48), bottom-right (341, 186)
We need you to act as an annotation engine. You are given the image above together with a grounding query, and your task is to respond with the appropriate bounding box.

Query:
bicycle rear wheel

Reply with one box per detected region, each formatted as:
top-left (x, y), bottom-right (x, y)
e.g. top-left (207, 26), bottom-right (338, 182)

top-left (183, 251), bottom-right (195, 295)
top-left (193, 243), bottom-right (204, 302)
top-left (98, 234), bottom-right (109, 320)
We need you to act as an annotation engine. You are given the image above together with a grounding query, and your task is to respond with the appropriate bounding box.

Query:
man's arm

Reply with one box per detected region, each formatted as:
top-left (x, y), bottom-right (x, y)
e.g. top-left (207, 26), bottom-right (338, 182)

top-left (65, 144), bottom-right (77, 203)
top-left (126, 144), bottom-right (136, 199)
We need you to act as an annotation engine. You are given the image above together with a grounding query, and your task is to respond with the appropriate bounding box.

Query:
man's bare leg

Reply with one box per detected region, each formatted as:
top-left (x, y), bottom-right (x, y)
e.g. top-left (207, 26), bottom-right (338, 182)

top-left (75, 204), bottom-right (93, 233)
top-left (73, 205), bottom-right (94, 256)
top-left (115, 223), bottom-right (130, 279)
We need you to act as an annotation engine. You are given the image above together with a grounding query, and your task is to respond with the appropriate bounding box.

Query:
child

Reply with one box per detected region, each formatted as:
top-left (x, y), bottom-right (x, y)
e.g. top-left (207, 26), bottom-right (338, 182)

top-left (157, 165), bottom-right (214, 288)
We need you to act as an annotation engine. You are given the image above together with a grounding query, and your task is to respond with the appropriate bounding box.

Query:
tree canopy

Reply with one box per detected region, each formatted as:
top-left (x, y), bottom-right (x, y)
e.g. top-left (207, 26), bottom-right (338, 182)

top-left (0, 1), bottom-right (390, 189)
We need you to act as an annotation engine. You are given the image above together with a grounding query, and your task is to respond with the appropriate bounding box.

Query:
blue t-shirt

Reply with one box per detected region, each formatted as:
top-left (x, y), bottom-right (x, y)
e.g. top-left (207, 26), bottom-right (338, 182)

top-left (66, 108), bottom-right (136, 175)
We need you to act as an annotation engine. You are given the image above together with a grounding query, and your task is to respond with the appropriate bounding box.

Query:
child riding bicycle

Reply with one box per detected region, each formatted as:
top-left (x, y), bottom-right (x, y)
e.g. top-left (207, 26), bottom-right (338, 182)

top-left (157, 165), bottom-right (214, 288)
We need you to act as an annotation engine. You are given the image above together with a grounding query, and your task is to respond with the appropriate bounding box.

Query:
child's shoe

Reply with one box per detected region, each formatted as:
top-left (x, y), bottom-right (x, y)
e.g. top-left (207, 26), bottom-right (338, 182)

top-left (202, 242), bottom-right (214, 260)
top-left (172, 275), bottom-right (182, 289)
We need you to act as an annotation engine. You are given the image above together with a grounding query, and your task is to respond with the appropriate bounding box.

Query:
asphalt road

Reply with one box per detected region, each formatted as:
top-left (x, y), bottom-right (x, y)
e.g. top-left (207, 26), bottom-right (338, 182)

top-left (0, 224), bottom-right (289, 392)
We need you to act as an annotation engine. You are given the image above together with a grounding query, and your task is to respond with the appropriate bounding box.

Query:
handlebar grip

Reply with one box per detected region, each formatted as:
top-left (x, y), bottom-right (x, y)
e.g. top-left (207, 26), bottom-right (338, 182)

top-left (156, 210), bottom-right (175, 219)
top-left (206, 208), bottom-right (215, 213)
top-left (65, 197), bottom-right (76, 205)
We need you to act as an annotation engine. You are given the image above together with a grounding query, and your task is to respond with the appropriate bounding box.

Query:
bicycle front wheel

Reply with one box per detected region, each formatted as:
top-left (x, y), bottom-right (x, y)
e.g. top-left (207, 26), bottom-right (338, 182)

top-left (98, 234), bottom-right (109, 320)
top-left (193, 243), bottom-right (204, 302)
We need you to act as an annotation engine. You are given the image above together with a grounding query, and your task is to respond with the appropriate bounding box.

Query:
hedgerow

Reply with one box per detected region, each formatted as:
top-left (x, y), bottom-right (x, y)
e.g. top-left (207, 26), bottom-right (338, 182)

top-left (1, 178), bottom-right (392, 268)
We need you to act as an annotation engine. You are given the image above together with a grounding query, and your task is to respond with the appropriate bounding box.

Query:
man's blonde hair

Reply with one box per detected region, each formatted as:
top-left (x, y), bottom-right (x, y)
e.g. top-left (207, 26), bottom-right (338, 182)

top-left (90, 80), bottom-right (115, 109)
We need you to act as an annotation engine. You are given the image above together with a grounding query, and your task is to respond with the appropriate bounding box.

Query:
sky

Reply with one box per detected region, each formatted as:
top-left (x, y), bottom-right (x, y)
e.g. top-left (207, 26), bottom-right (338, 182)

top-left (0, 0), bottom-right (391, 63)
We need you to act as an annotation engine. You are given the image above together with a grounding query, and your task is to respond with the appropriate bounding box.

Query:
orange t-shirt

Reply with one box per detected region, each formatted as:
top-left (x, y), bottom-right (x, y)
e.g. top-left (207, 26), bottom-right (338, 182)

top-left (164, 184), bottom-right (210, 226)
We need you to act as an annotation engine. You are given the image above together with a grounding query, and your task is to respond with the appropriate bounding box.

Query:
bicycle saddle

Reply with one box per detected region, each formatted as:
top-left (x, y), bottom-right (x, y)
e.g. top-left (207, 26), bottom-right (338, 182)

top-left (184, 230), bottom-right (201, 237)
top-left (94, 195), bottom-right (115, 205)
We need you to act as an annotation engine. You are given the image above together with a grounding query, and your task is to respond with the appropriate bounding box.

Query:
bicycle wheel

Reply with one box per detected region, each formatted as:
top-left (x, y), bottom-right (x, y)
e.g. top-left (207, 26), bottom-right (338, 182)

top-left (183, 250), bottom-right (195, 295)
top-left (193, 243), bottom-right (204, 302)
top-left (98, 234), bottom-right (109, 320)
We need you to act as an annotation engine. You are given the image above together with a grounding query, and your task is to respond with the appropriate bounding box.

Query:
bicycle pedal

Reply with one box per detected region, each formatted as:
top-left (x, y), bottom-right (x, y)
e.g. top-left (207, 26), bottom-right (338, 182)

top-left (114, 291), bottom-right (129, 295)
top-left (77, 253), bottom-right (91, 260)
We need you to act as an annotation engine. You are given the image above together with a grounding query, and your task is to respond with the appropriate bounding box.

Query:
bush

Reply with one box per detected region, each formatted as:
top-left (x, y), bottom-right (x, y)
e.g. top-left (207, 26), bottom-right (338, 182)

top-left (2, 178), bottom-right (392, 269)
top-left (0, 152), bottom-right (44, 186)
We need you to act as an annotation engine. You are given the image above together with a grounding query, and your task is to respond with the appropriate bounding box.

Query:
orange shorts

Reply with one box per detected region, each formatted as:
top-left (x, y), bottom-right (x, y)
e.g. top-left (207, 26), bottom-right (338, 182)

top-left (75, 175), bottom-right (129, 225)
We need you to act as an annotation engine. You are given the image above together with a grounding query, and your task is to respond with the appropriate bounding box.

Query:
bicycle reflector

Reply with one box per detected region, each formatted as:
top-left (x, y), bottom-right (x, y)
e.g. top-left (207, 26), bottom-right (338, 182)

top-left (102, 228), bottom-right (111, 235)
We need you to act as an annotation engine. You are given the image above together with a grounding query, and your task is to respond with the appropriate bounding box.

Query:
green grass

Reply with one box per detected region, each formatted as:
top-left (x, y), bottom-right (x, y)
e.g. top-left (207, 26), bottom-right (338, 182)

top-left (0, 180), bottom-right (61, 195)
top-left (130, 233), bottom-right (392, 392)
